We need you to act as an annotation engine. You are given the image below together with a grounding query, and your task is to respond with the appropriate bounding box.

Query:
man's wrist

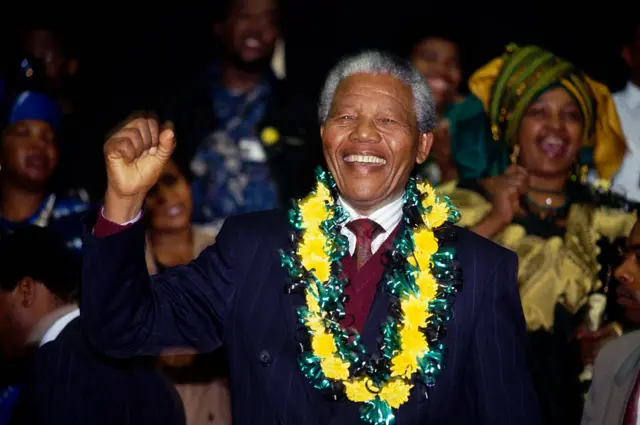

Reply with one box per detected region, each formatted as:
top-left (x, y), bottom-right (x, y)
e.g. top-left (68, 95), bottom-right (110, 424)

top-left (103, 188), bottom-right (145, 225)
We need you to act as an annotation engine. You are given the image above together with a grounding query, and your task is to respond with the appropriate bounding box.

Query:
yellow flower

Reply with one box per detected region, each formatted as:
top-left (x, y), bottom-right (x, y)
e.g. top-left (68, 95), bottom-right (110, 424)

top-left (379, 379), bottom-right (413, 409)
top-left (390, 351), bottom-right (419, 378)
top-left (413, 229), bottom-right (438, 257)
top-left (417, 182), bottom-right (435, 204)
top-left (305, 290), bottom-right (321, 314)
top-left (344, 378), bottom-right (377, 403)
top-left (312, 331), bottom-right (337, 358)
top-left (415, 272), bottom-right (438, 301)
top-left (321, 356), bottom-right (350, 380)
top-left (425, 201), bottom-right (449, 229)
top-left (305, 315), bottom-right (325, 333)
top-left (299, 197), bottom-right (328, 228)
top-left (401, 296), bottom-right (430, 329)
top-left (302, 256), bottom-right (331, 282)
top-left (298, 232), bottom-right (331, 282)
top-left (399, 326), bottom-right (428, 356)
top-left (315, 183), bottom-right (332, 204)
top-left (260, 126), bottom-right (280, 146)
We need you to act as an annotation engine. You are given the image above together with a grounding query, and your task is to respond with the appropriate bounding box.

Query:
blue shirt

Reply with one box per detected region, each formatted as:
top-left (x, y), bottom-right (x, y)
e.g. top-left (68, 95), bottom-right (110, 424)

top-left (0, 193), bottom-right (89, 257)
top-left (190, 66), bottom-right (278, 222)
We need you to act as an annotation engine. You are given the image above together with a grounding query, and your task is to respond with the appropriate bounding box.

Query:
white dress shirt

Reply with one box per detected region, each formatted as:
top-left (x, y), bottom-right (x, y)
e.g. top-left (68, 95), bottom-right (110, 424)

top-left (339, 195), bottom-right (404, 256)
top-left (612, 82), bottom-right (640, 202)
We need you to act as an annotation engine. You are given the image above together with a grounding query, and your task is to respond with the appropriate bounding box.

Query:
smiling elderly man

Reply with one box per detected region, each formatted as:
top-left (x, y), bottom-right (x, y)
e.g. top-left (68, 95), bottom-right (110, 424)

top-left (81, 51), bottom-right (541, 425)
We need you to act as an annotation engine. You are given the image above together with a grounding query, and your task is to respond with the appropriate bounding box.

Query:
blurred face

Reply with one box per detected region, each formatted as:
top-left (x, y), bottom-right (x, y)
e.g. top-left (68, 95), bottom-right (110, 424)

top-left (321, 73), bottom-right (432, 214)
top-left (217, 0), bottom-right (279, 65)
top-left (517, 87), bottom-right (583, 177)
top-left (1, 120), bottom-right (58, 190)
top-left (145, 161), bottom-right (192, 232)
top-left (23, 29), bottom-right (67, 84)
top-left (411, 37), bottom-right (461, 111)
top-left (615, 222), bottom-right (640, 323)
top-left (622, 26), bottom-right (640, 84)
top-left (0, 279), bottom-right (58, 359)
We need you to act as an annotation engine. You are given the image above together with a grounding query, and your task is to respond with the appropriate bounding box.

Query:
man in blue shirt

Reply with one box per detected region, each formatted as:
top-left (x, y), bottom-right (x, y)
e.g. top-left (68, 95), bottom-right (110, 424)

top-left (166, 0), bottom-right (318, 223)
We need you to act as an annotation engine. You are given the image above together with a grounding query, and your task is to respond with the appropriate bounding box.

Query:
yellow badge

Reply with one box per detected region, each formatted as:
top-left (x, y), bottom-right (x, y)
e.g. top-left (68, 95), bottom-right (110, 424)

top-left (261, 127), bottom-right (280, 146)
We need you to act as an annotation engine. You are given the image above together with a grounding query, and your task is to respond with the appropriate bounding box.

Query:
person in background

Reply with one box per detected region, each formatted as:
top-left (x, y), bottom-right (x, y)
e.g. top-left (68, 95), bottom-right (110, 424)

top-left (410, 34), bottom-right (463, 184)
top-left (0, 226), bottom-right (186, 425)
top-left (144, 156), bottom-right (231, 425)
top-left (0, 227), bottom-right (78, 424)
top-left (582, 220), bottom-right (640, 425)
top-left (439, 44), bottom-right (636, 425)
top-left (166, 0), bottom-right (318, 224)
top-left (0, 90), bottom-right (88, 257)
top-left (16, 22), bottom-right (103, 200)
top-left (612, 17), bottom-right (640, 202)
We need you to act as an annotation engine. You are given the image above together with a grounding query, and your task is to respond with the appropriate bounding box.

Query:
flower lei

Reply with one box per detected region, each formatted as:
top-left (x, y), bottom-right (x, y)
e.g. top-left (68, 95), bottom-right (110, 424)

top-left (280, 168), bottom-right (461, 425)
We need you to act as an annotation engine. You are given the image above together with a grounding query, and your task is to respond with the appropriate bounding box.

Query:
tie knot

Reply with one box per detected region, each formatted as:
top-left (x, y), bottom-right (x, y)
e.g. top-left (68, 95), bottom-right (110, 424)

top-left (346, 218), bottom-right (384, 242)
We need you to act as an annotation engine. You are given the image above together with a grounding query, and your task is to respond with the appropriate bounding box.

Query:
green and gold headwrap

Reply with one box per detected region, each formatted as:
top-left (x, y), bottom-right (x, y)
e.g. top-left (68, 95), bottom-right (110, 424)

top-left (467, 44), bottom-right (626, 180)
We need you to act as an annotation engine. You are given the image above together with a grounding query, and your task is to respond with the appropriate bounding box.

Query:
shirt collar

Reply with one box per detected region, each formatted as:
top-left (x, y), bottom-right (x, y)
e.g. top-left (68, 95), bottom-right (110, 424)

top-left (338, 194), bottom-right (404, 232)
top-left (28, 305), bottom-right (80, 348)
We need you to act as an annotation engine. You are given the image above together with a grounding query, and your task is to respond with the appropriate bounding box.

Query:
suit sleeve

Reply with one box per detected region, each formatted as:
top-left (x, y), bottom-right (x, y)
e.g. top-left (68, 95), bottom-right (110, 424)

top-left (81, 210), bottom-right (242, 358)
top-left (470, 251), bottom-right (543, 425)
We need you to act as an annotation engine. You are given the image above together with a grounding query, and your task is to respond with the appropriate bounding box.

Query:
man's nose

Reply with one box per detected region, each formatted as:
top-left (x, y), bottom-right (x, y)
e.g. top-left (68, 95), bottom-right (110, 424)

top-left (350, 117), bottom-right (381, 143)
top-left (615, 257), bottom-right (635, 285)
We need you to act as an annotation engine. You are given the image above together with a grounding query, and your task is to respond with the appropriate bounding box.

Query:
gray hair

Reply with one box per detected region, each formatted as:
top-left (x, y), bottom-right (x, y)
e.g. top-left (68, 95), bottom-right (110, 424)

top-left (318, 50), bottom-right (436, 133)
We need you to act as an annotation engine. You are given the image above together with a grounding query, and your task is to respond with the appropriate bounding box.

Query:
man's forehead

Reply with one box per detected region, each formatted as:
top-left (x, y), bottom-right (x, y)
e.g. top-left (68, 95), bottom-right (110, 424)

top-left (334, 73), bottom-right (413, 104)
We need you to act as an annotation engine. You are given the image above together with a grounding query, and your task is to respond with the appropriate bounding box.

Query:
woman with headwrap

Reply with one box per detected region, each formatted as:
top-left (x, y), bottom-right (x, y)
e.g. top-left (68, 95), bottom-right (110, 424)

top-left (439, 44), bottom-right (638, 424)
top-left (0, 90), bottom-right (89, 258)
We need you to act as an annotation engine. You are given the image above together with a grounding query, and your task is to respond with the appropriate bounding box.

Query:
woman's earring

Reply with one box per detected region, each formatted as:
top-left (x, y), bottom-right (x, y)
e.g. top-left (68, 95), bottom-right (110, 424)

top-left (510, 144), bottom-right (520, 165)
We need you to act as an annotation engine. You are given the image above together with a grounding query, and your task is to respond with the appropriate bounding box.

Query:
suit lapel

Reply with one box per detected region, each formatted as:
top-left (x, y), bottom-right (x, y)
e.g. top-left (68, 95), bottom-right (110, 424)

top-left (603, 345), bottom-right (640, 424)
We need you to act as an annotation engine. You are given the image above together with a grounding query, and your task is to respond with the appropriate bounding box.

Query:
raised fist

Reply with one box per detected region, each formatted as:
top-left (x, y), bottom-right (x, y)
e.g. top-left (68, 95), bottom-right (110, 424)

top-left (103, 116), bottom-right (175, 223)
top-left (487, 164), bottom-right (528, 225)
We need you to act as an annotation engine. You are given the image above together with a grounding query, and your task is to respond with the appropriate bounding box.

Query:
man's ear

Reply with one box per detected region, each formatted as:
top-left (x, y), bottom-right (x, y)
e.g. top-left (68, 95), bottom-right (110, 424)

top-left (320, 125), bottom-right (325, 139)
top-left (416, 132), bottom-right (433, 165)
top-left (16, 277), bottom-right (37, 308)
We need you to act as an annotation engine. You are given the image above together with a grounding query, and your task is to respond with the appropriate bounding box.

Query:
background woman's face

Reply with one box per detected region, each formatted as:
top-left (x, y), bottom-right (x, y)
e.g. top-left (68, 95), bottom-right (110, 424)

top-left (517, 87), bottom-right (584, 177)
top-left (411, 37), bottom-right (462, 111)
top-left (0, 120), bottom-right (58, 190)
top-left (145, 160), bottom-right (193, 231)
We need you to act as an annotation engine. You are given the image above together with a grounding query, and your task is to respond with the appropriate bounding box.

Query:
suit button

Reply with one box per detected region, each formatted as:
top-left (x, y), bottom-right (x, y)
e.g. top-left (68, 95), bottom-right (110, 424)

top-left (259, 350), bottom-right (272, 366)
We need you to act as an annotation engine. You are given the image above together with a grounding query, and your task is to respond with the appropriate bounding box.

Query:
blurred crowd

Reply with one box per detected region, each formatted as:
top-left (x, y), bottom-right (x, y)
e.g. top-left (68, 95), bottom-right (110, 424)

top-left (0, 1), bottom-right (640, 424)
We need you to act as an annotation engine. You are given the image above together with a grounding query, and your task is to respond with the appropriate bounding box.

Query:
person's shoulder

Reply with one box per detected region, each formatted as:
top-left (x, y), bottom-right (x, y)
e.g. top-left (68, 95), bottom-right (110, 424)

top-left (217, 209), bottom-right (290, 243)
top-left (454, 224), bottom-right (517, 265)
top-left (596, 330), bottom-right (640, 368)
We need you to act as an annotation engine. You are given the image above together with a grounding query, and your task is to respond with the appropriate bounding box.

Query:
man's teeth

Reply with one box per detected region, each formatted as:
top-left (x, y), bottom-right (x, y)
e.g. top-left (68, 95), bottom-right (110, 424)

top-left (542, 137), bottom-right (565, 146)
top-left (344, 155), bottom-right (387, 165)
top-left (245, 38), bottom-right (260, 48)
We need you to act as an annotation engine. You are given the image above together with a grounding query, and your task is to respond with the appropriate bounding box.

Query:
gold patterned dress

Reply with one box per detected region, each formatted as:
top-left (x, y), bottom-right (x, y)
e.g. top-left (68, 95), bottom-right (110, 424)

top-left (439, 179), bottom-right (637, 423)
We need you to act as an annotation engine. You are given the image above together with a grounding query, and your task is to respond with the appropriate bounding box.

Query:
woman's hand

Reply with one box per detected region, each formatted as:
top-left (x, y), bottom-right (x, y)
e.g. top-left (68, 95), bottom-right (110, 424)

top-left (486, 164), bottom-right (528, 224)
top-left (471, 165), bottom-right (528, 238)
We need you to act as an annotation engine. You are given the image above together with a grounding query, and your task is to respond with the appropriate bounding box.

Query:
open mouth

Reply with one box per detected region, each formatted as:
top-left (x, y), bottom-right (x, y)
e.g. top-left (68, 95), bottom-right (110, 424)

top-left (243, 36), bottom-right (263, 50)
top-left (536, 136), bottom-right (567, 159)
top-left (24, 153), bottom-right (48, 170)
top-left (165, 204), bottom-right (186, 217)
top-left (343, 154), bottom-right (387, 165)
top-left (427, 77), bottom-right (450, 95)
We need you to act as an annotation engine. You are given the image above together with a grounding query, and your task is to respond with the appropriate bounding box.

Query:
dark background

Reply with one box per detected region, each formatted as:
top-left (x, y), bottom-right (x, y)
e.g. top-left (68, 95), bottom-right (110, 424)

top-left (0, 2), bottom-right (636, 137)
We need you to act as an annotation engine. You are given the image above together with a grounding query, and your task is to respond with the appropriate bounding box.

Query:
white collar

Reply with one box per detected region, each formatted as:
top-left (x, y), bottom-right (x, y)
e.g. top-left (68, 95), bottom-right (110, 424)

top-left (30, 306), bottom-right (80, 348)
top-left (338, 194), bottom-right (404, 255)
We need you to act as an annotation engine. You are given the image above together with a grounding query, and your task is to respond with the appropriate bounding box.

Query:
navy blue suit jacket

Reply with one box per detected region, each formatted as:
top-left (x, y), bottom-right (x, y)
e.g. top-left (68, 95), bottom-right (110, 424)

top-left (81, 209), bottom-right (541, 425)
top-left (9, 318), bottom-right (185, 425)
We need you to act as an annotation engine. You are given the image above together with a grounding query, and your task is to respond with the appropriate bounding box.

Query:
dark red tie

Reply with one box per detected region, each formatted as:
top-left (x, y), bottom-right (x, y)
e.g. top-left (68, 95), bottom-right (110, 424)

top-left (346, 219), bottom-right (384, 270)
top-left (624, 371), bottom-right (640, 424)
